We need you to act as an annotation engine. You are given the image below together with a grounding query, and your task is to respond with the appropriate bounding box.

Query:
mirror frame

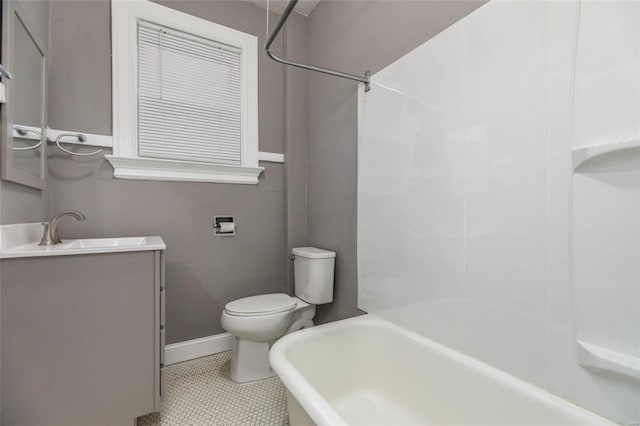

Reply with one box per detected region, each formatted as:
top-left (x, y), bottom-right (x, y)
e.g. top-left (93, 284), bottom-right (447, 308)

top-left (1, 0), bottom-right (47, 190)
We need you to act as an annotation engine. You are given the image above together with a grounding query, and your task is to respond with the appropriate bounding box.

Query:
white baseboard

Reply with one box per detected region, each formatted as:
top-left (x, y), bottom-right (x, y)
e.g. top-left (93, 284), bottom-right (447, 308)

top-left (164, 332), bottom-right (234, 365)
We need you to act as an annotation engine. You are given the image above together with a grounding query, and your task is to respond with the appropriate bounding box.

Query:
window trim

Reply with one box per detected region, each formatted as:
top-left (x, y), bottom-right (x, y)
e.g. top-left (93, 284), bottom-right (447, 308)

top-left (109, 0), bottom-right (263, 184)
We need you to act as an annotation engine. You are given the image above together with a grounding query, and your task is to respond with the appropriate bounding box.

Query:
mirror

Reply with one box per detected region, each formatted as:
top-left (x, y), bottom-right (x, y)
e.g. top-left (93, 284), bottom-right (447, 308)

top-left (1, 1), bottom-right (46, 190)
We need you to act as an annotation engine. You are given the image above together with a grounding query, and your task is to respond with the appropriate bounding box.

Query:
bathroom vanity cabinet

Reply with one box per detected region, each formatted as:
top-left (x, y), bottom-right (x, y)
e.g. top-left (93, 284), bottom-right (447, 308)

top-left (1, 249), bottom-right (165, 426)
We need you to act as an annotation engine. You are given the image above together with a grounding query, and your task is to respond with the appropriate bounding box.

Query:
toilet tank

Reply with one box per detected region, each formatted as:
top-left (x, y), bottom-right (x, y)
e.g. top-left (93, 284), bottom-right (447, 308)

top-left (292, 247), bottom-right (336, 304)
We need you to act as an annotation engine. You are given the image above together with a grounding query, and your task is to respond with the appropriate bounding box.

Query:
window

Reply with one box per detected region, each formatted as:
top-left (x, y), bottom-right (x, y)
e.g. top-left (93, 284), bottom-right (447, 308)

top-left (109, 0), bottom-right (262, 184)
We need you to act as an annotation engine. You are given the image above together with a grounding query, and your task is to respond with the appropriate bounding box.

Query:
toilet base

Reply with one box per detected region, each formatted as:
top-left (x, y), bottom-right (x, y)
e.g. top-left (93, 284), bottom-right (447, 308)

top-left (230, 338), bottom-right (275, 383)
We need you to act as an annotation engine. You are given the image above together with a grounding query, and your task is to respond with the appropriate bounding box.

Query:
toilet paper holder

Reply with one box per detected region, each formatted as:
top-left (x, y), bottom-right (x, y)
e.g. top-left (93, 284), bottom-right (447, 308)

top-left (213, 215), bottom-right (236, 237)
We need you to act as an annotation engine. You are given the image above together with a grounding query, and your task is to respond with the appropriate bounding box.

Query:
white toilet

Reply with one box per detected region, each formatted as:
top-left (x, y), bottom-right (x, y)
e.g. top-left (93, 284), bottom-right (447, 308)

top-left (221, 247), bottom-right (335, 383)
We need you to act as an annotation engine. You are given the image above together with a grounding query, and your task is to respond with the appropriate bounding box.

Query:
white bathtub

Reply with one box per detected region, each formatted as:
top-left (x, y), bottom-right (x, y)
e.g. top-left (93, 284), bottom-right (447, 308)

top-left (269, 315), bottom-right (612, 426)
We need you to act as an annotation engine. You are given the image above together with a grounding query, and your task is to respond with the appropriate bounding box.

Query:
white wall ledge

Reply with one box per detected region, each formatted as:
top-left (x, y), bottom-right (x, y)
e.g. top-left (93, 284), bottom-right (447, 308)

top-left (105, 155), bottom-right (264, 184)
top-left (258, 151), bottom-right (284, 163)
top-left (42, 129), bottom-right (286, 165)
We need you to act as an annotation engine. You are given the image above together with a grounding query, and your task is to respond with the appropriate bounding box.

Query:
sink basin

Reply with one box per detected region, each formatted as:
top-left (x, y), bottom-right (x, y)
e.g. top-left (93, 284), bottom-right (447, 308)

top-left (0, 223), bottom-right (165, 259)
top-left (52, 237), bottom-right (149, 250)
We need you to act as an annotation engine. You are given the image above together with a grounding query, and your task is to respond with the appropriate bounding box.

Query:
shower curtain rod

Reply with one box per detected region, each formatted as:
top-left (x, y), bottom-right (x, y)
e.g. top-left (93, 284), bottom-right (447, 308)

top-left (265, 0), bottom-right (371, 92)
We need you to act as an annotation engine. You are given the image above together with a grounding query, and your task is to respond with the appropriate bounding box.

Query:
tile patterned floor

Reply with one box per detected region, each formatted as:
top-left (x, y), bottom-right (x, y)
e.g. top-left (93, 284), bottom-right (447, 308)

top-left (137, 351), bottom-right (290, 426)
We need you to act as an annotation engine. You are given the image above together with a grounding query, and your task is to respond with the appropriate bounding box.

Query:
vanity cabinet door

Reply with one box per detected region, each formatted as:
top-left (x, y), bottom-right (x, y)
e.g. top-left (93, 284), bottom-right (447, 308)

top-left (1, 251), bottom-right (161, 426)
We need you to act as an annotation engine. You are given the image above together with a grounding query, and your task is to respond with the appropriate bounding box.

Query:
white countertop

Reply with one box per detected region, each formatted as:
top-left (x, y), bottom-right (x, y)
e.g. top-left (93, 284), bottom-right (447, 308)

top-left (0, 223), bottom-right (166, 259)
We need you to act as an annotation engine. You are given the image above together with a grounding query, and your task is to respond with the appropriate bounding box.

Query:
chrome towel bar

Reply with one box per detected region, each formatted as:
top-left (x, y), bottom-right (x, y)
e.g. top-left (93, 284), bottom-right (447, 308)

top-left (265, 0), bottom-right (371, 92)
top-left (55, 133), bottom-right (103, 157)
top-left (13, 127), bottom-right (42, 151)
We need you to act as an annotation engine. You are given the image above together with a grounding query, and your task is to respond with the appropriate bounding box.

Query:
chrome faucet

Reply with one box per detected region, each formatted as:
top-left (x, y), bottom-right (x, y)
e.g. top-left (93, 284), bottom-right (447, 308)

top-left (39, 210), bottom-right (86, 246)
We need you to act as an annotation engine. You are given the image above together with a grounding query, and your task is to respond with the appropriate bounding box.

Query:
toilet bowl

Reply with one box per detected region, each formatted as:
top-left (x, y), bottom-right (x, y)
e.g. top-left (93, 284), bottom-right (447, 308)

top-left (221, 294), bottom-right (315, 383)
top-left (221, 247), bottom-right (335, 383)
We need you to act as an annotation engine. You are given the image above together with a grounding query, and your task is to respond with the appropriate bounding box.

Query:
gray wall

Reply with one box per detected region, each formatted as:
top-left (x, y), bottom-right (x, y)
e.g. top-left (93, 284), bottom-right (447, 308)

top-left (0, 0), bottom-right (50, 225)
top-left (4, 0), bottom-right (488, 343)
top-left (46, 0), bottom-right (308, 344)
top-left (307, 0), bottom-right (486, 323)
top-left (47, 0), bottom-right (111, 136)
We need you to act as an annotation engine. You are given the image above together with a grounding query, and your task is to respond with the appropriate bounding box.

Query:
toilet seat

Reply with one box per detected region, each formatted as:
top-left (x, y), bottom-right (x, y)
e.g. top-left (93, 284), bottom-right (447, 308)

top-left (224, 293), bottom-right (296, 317)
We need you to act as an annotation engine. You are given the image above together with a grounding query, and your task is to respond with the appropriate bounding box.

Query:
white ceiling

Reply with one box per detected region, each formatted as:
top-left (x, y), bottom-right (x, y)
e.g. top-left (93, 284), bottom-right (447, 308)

top-left (244, 0), bottom-right (321, 17)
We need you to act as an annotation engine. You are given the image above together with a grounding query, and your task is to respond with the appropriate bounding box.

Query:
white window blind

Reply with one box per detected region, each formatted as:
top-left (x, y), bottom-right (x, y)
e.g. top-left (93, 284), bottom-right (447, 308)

top-left (137, 21), bottom-right (242, 166)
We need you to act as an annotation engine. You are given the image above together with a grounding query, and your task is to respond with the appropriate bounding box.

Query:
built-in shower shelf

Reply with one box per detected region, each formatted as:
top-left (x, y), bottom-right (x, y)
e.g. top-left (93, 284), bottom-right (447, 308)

top-left (577, 340), bottom-right (640, 380)
top-left (572, 139), bottom-right (640, 170)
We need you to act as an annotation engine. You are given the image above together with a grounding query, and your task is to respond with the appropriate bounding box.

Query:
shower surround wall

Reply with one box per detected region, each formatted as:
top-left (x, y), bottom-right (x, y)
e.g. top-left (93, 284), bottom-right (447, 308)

top-left (45, 0), bottom-right (308, 344)
top-left (307, 0), bottom-right (486, 324)
top-left (358, 1), bottom-right (639, 422)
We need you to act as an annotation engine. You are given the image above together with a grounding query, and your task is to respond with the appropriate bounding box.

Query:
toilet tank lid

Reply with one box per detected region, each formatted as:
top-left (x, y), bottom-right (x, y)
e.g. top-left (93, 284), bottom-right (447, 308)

top-left (292, 247), bottom-right (336, 259)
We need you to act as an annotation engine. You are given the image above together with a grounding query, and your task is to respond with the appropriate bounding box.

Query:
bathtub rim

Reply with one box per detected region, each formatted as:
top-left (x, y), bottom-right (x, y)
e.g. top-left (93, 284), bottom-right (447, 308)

top-left (269, 314), bottom-right (614, 426)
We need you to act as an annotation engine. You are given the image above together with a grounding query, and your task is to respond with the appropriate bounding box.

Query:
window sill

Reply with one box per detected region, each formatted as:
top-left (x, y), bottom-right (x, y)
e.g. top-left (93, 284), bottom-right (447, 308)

top-left (105, 155), bottom-right (264, 184)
